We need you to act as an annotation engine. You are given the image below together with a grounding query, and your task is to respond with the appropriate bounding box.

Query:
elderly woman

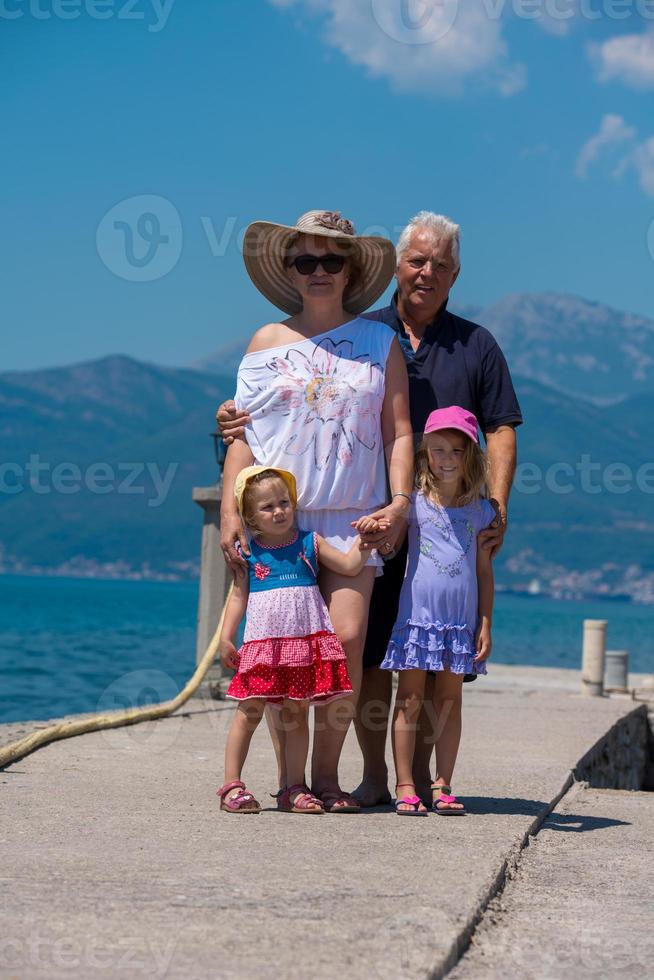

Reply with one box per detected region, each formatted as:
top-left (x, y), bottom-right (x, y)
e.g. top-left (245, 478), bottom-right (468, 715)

top-left (220, 209), bottom-right (413, 812)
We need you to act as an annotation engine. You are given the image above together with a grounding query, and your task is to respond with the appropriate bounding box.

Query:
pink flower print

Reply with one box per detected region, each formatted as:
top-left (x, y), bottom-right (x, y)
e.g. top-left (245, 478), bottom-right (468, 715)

top-left (254, 562), bottom-right (271, 581)
top-left (268, 338), bottom-right (382, 471)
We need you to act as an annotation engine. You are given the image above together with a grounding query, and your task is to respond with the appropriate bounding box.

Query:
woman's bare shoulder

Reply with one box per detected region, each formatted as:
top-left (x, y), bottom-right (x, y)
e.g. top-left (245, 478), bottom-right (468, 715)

top-left (246, 322), bottom-right (292, 353)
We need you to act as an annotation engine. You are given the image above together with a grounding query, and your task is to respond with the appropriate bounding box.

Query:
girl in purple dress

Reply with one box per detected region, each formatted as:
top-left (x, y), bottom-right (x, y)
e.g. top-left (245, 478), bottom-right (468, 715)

top-left (379, 407), bottom-right (495, 816)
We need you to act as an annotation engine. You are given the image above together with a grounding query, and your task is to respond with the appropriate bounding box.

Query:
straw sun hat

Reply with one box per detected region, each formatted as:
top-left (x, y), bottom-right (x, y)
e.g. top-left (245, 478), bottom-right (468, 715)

top-left (242, 210), bottom-right (396, 316)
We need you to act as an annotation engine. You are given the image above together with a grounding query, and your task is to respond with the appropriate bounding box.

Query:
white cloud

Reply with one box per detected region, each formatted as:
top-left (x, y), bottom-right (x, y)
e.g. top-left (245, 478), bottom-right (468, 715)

top-left (575, 113), bottom-right (637, 178)
top-left (590, 28), bottom-right (654, 90)
top-left (576, 115), bottom-right (654, 198)
top-left (267, 0), bottom-right (527, 96)
top-left (632, 137), bottom-right (654, 195)
top-left (531, 2), bottom-right (576, 37)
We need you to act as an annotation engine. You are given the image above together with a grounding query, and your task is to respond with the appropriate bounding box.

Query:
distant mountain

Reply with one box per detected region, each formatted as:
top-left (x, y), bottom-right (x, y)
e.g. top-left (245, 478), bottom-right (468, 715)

top-left (450, 302), bottom-right (483, 322)
top-left (196, 292), bottom-right (654, 407)
top-left (0, 355), bottom-right (231, 458)
top-left (0, 356), bottom-right (233, 574)
top-left (481, 293), bottom-right (654, 405)
top-left (2, 314), bottom-right (654, 599)
top-left (506, 377), bottom-right (654, 575)
top-left (193, 339), bottom-right (250, 385)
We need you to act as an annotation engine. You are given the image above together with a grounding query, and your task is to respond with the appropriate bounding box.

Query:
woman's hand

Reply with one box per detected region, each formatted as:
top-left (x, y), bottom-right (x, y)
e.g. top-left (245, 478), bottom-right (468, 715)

top-left (474, 621), bottom-right (492, 663)
top-left (219, 638), bottom-right (240, 671)
top-left (216, 399), bottom-right (251, 444)
top-left (352, 500), bottom-right (408, 556)
top-left (220, 510), bottom-right (250, 578)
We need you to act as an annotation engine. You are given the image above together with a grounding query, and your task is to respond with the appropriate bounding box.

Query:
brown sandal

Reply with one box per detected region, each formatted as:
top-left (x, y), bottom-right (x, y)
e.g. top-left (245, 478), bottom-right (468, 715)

top-left (278, 784), bottom-right (324, 814)
top-left (315, 789), bottom-right (361, 814)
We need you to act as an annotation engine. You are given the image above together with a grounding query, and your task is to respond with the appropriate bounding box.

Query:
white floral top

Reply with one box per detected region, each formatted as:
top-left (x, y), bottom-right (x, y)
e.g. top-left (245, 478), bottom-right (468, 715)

top-left (235, 318), bottom-right (395, 511)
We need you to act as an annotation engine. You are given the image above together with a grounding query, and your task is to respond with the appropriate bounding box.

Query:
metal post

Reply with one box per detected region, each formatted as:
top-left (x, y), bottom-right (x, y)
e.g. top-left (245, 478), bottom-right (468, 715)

top-left (581, 619), bottom-right (607, 697)
top-left (193, 484), bottom-right (231, 698)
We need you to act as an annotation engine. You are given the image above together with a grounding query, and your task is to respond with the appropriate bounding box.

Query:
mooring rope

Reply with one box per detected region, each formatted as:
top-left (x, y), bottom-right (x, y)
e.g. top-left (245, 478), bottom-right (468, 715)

top-left (0, 584), bottom-right (232, 770)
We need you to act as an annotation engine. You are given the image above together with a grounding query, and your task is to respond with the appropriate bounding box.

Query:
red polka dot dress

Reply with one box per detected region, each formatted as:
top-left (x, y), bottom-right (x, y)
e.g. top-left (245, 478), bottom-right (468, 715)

top-left (226, 529), bottom-right (353, 704)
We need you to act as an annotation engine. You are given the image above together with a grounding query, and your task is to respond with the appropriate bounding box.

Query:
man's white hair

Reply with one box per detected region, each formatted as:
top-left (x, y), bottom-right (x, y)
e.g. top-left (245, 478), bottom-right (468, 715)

top-left (396, 212), bottom-right (461, 271)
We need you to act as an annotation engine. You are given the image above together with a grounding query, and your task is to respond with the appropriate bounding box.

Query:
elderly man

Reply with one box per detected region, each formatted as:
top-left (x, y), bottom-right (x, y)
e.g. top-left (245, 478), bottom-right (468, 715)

top-left (352, 211), bottom-right (522, 807)
top-left (216, 211), bottom-right (522, 808)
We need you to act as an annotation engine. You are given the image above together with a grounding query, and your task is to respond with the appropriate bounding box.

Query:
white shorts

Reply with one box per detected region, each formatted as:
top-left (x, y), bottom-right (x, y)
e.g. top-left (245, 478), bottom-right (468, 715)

top-left (296, 506), bottom-right (384, 576)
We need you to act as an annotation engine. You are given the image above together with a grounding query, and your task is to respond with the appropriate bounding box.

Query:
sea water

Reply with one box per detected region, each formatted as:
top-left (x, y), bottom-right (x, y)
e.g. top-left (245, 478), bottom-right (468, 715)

top-left (0, 575), bottom-right (652, 724)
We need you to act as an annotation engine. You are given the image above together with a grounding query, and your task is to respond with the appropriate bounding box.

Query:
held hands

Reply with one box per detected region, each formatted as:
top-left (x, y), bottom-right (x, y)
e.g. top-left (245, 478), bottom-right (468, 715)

top-left (352, 515), bottom-right (391, 555)
top-left (219, 638), bottom-right (240, 671)
top-left (352, 515), bottom-right (390, 536)
top-left (216, 399), bottom-right (251, 445)
top-left (474, 621), bottom-right (492, 663)
top-left (352, 499), bottom-right (409, 556)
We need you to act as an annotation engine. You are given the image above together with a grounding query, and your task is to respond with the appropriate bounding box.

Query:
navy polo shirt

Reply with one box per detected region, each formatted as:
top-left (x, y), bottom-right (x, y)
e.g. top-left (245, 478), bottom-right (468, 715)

top-left (364, 293), bottom-right (523, 437)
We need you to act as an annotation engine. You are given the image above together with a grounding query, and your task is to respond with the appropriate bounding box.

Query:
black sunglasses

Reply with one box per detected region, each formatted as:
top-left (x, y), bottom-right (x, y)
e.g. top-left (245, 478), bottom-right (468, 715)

top-left (287, 253), bottom-right (347, 275)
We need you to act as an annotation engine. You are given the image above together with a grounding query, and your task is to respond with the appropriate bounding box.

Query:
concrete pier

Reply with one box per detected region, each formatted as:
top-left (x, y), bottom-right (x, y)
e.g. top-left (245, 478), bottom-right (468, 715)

top-left (450, 783), bottom-right (654, 979)
top-left (1, 665), bottom-right (652, 980)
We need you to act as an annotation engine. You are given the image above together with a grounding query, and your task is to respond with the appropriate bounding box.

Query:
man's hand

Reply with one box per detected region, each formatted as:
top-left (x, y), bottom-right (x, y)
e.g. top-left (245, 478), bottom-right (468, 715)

top-left (483, 424), bottom-right (516, 558)
top-left (219, 639), bottom-right (240, 671)
top-left (220, 510), bottom-right (250, 578)
top-left (479, 500), bottom-right (507, 559)
top-left (216, 400), bottom-right (251, 444)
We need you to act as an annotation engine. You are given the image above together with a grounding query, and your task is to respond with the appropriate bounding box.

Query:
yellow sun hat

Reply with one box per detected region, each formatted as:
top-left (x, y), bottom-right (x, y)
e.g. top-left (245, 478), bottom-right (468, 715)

top-left (233, 465), bottom-right (298, 516)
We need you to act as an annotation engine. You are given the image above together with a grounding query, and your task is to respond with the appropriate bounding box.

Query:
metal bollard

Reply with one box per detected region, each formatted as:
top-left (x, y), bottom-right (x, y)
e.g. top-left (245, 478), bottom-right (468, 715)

top-left (581, 619), bottom-right (607, 697)
top-left (605, 649), bottom-right (629, 693)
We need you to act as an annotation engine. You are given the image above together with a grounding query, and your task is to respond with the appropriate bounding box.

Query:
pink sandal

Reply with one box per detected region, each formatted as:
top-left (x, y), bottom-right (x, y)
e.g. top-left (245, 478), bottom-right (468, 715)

top-left (278, 784), bottom-right (324, 814)
top-left (395, 783), bottom-right (428, 817)
top-left (216, 780), bottom-right (261, 813)
top-left (432, 783), bottom-right (466, 815)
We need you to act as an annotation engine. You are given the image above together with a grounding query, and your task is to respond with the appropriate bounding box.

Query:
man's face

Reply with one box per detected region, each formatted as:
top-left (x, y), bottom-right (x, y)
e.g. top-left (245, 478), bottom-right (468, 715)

top-left (395, 229), bottom-right (459, 317)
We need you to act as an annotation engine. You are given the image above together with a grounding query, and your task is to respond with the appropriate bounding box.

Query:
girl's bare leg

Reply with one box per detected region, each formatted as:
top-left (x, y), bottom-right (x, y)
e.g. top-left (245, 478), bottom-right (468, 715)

top-left (264, 704), bottom-right (287, 791)
top-left (432, 670), bottom-right (465, 811)
top-left (412, 673), bottom-right (437, 802)
top-left (391, 670), bottom-right (428, 813)
top-left (223, 699), bottom-right (266, 801)
top-left (281, 699), bottom-right (322, 809)
top-left (311, 566), bottom-right (376, 804)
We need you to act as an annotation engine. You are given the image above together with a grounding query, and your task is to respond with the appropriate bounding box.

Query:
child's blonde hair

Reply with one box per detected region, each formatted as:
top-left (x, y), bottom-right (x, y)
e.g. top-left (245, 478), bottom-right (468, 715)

top-left (415, 430), bottom-right (488, 505)
top-left (240, 469), bottom-right (294, 532)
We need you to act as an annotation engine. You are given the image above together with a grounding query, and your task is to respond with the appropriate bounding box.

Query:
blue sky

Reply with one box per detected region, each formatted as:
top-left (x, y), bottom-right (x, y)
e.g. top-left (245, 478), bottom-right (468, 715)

top-left (2, 0), bottom-right (653, 371)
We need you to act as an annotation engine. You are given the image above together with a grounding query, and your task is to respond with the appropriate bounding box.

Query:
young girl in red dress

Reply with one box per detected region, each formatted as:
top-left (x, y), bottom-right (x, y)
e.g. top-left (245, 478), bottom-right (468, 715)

top-left (216, 465), bottom-right (386, 815)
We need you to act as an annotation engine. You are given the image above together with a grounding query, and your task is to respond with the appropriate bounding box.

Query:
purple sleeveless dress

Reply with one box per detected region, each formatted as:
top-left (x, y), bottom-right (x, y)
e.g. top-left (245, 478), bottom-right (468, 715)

top-left (381, 492), bottom-right (495, 674)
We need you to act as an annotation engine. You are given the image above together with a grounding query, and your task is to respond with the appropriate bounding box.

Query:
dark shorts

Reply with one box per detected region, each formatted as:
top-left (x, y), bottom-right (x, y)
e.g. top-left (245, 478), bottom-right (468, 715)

top-left (362, 538), bottom-right (408, 669)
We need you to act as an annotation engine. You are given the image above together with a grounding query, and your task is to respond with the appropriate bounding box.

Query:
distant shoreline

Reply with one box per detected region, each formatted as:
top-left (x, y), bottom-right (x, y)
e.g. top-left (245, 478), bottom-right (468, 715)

top-left (0, 566), bottom-right (198, 584)
top-left (0, 568), bottom-right (650, 605)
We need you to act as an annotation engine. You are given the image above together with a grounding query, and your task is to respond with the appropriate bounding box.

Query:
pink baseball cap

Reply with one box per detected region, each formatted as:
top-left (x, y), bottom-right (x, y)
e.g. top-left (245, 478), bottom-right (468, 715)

top-left (423, 406), bottom-right (479, 444)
